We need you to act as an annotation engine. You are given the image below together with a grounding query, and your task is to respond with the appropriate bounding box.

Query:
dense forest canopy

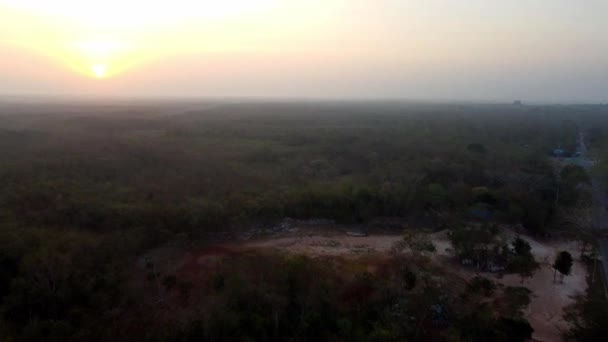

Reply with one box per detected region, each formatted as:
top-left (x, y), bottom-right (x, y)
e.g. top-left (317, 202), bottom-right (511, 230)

top-left (0, 100), bottom-right (607, 341)
top-left (0, 102), bottom-right (595, 232)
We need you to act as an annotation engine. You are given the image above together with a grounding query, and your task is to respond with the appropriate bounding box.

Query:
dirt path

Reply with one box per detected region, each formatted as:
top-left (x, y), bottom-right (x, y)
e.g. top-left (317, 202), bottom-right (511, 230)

top-left (242, 229), bottom-right (402, 257)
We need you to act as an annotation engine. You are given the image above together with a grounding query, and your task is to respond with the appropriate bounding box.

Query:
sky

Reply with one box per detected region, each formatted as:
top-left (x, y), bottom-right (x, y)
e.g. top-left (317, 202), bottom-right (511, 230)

top-left (0, 0), bottom-right (607, 102)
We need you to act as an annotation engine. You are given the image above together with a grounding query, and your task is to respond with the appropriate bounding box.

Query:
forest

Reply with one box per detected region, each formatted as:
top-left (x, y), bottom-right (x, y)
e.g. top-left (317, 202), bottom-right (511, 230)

top-left (0, 100), bottom-right (607, 341)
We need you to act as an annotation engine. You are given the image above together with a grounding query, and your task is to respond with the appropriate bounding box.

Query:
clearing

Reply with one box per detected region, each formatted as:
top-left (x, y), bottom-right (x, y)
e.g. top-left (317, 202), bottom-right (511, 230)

top-left (149, 226), bottom-right (586, 342)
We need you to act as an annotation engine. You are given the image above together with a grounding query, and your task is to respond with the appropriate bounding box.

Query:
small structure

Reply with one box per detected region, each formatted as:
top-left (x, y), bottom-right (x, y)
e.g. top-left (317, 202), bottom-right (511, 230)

top-left (513, 100), bottom-right (523, 106)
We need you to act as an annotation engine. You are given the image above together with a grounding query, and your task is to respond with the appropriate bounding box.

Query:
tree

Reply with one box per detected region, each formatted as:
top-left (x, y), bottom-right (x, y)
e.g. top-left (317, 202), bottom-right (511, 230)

top-left (553, 251), bottom-right (573, 284)
top-left (499, 317), bottom-right (534, 341)
top-left (512, 237), bottom-right (532, 257)
top-left (467, 276), bottom-right (496, 296)
top-left (522, 197), bottom-right (552, 234)
top-left (559, 165), bottom-right (591, 207)
top-left (504, 286), bottom-right (532, 318)
top-left (508, 237), bottom-right (538, 283)
top-left (393, 230), bottom-right (436, 258)
top-left (448, 224), bottom-right (501, 270)
top-left (426, 183), bottom-right (448, 207)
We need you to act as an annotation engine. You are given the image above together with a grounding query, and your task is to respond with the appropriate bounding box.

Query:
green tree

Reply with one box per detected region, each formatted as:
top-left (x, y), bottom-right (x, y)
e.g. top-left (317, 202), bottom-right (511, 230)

top-left (448, 224), bottom-right (500, 270)
top-left (512, 237), bottom-right (532, 257)
top-left (467, 276), bottom-right (496, 296)
top-left (508, 237), bottom-right (538, 283)
top-left (553, 251), bottom-right (573, 284)
top-left (504, 286), bottom-right (532, 318)
top-left (559, 165), bottom-right (591, 207)
top-left (400, 230), bottom-right (437, 257)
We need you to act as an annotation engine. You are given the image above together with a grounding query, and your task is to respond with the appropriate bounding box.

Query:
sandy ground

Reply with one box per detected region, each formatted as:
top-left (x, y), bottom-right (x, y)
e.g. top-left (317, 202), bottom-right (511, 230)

top-left (498, 237), bottom-right (586, 342)
top-left (237, 228), bottom-right (586, 342)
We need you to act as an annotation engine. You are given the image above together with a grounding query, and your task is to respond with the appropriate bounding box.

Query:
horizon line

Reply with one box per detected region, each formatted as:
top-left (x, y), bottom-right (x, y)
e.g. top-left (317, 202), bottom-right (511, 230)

top-left (0, 93), bottom-right (606, 107)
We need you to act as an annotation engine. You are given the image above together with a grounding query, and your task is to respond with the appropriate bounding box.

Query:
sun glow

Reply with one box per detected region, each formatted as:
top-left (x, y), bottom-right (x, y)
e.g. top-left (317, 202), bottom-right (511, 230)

top-left (70, 40), bottom-right (136, 78)
top-left (2, 0), bottom-right (277, 26)
top-left (1, 0), bottom-right (279, 79)
top-left (36, 39), bottom-right (144, 79)
top-left (90, 64), bottom-right (107, 78)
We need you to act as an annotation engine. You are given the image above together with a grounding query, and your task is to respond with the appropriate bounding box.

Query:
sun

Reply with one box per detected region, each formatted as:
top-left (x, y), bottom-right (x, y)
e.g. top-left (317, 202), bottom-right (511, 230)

top-left (90, 64), bottom-right (107, 78)
top-left (3, 1), bottom-right (280, 79)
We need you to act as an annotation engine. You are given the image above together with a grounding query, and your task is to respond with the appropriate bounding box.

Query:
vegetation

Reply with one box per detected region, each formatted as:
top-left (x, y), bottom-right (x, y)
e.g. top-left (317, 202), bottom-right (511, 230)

top-left (553, 251), bottom-right (574, 283)
top-left (0, 100), bottom-right (604, 340)
top-left (0, 101), bottom-right (581, 235)
top-left (508, 237), bottom-right (539, 283)
top-left (466, 276), bottom-right (496, 296)
top-left (565, 253), bottom-right (608, 341)
top-left (392, 229), bottom-right (436, 257)
top-left (447, 225), bottom-right (538, 280)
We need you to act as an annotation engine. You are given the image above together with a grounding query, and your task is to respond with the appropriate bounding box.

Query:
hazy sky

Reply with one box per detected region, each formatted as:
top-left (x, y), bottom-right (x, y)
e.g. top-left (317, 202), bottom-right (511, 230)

top-left (1, 0), bottom-right (607, 102)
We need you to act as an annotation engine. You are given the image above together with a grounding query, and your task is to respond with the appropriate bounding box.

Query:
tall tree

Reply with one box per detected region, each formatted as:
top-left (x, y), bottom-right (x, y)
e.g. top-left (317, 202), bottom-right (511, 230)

top-left (509, 237), bottom-right (538, 283)
top-left (553, 251), bottom-right (573, 284)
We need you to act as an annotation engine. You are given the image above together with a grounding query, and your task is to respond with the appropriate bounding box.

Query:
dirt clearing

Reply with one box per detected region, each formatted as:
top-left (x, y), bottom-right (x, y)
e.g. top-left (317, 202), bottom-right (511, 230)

top-left (241, 228), bottom-right (586, 341)
top-left (155, 227), bottom-right (585, 342)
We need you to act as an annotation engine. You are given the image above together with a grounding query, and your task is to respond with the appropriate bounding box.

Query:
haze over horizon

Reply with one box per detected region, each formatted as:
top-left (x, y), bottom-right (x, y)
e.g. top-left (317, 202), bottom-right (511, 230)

top-left (1, 0), bottom-right (607, 103)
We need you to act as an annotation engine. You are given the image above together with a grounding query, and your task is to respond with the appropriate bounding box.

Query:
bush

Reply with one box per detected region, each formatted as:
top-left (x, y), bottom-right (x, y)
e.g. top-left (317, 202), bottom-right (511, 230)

top-left (467, 276), bottom-right (497, 296)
